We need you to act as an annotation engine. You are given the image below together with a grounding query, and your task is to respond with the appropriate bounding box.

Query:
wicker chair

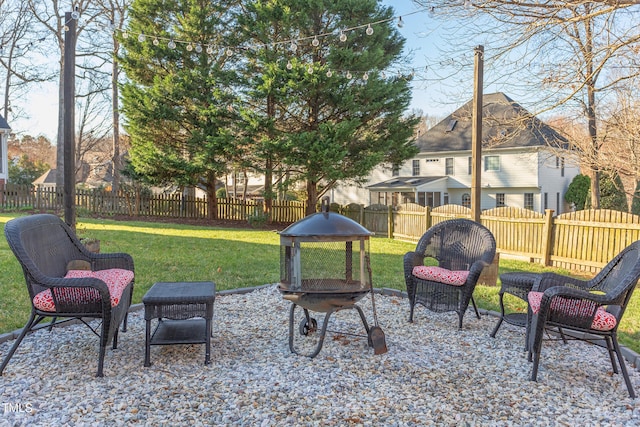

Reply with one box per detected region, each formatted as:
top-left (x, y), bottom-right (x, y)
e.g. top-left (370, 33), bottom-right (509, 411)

top-left (0, 214), bottom-right (135, 377)
top-left (403, 218), bottom-right (496, 329)
top-left (528, 240), bottom-right (640, 398)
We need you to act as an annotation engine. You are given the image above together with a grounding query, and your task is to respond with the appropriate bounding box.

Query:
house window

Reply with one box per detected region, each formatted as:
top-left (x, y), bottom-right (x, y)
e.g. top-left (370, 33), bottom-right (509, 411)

top-left (445, 158), bottom-right (454, 175)
top-left (418, 192), bottom-right (442, 207)
top-left (524, 193), bottom-right (534, 210)
top-left (462, 193), bottom-right (471, 208)
top-left (444, 193), bottom-right (449, 204)
top-left (445, 119), bottom-right (457, 132)
top-left (468, 157), bottom-right (472, 175)
top-left (557, 192), bottom-right (560, 213)
top-left (543, 192), bottom-right (548, 210)
top-left (412, 160), bottom-right (420, 176)
top-left (392, 165), bottom-right (399, 177)
top-left (485, 156), bottom-right (500, 171)
top-left (561, 157), bottom-right (565, 177)
top-left (496, 193), bottom-right (505, 207)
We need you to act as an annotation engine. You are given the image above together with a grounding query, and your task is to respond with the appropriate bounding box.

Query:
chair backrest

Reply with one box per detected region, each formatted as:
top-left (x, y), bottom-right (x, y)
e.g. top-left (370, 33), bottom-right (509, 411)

top-left (590, 240), bottom-right (640, 309)
top-left (416, 218), bottom-right (496, 271)
top-left (4, 214), bottom-right (88, 299)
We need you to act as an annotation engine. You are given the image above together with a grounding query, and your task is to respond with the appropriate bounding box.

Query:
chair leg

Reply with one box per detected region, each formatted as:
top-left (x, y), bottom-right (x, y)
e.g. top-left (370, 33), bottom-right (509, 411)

top-left (97, 345), bottom-right (106, 377)
top-left (0, 311), bottom-right (38, 375)
top-left (611, 335), bottom-right (636, 399)
top-left (470, 296), bottom-right (480, 319)
top-left (408, 301), bottom-right (415, 323)
top-left (604, 335), bottom-right (619, 374)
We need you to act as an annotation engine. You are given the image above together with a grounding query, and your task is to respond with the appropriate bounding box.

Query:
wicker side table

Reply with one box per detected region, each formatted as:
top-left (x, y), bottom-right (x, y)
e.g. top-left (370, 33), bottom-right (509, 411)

top-left (143, 281), bottom-right (216, 367)
top-left (490, 272), bottom-right (538, 348)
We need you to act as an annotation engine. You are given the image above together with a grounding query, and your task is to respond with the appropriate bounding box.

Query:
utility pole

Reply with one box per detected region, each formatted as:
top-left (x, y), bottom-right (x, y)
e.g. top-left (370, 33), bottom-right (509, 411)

top-left (471, 45), bottom-right (484, 223)
top-left (63, 10), bottom-right (77, 228)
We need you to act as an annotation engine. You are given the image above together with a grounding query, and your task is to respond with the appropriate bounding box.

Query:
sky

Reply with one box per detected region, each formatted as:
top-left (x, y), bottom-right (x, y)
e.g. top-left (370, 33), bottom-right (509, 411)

top-left (8, 1), bottom-right (465, 142)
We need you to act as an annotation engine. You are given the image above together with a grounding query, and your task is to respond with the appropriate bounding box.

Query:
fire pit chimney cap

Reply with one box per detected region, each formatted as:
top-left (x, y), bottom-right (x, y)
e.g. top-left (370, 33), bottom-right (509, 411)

top-left (280, 197), bottom-right (372, 238)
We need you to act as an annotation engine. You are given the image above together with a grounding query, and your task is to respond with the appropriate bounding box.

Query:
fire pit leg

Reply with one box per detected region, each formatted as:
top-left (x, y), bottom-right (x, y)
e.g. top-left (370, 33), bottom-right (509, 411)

top-left (353, 304), bottom-right (372, 347)
top-left (288, 303), bottom-right (335, 358)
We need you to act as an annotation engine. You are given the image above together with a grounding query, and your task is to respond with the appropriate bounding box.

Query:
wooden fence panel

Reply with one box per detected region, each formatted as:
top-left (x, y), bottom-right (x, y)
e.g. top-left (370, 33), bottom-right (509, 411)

top-left (363, 204), bottom-right (389, 236)
top-left (481, 207), bottom-right (546, 260)
top-left (393, 203), bottom-right (429, 241)
top-left (552, 209), bottom-right (640, 273)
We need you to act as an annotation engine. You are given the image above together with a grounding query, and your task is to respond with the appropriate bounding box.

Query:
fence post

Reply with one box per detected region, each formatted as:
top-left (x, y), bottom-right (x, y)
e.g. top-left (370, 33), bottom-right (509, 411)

top-left (541, 209), bottom-right (555, 266)
top-left (359, 204), bottom-right (364, 225)
top-left (425, 205), bottom-right (432, 231)
top-left (387, 205), bottom-right (394, 239)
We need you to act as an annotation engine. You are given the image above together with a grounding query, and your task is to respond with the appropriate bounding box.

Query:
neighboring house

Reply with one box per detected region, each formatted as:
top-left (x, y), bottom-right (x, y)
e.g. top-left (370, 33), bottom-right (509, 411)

top-left (0, 114), bottom-right (10, 187)
top-left (330, 92), bottom-right (580, 214)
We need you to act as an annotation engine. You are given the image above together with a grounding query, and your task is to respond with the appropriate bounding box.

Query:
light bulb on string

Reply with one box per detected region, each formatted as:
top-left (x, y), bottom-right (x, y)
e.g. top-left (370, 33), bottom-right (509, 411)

top-left (168, 39), bottom-right (176, 49)
top-left (428, 7), bottom-right (435, 18)
top-left (339, 31), bottom-right (347, 42)
top-left (290, 41), bottom-right (297, 52)
top-left (397, 17), bottom-right (404, 28)
top-left (326, 69), bottom-right (333, 77)
top-left (71, 7), bottom-right (80, 20)
top-left (381, 71), bottom-right (386, 78)
top-left (206, 45), bottom-right (214, 54)
top-left (312, 37), bottom-right (320, 47)
top-left (286, 60), bottom-right (293, 70)
top-left (307, 65), bottom-right (314, 74)
top-left (122, 31), bottom-right (129, 39)
top-left (137, 33), bottom-right (146, 43)
top-left (366, 24), bottom-right (374, 36)
top-left (153, 37), bottom-right (159, 46)
top-left (186, 43), bottom-right (193, 51)
top-left (226, 48), bottom-right (233, 57)
top-left (346, 71), bottom-right (352, 79)
top-left (195, 44), bottom-right (202, 53)
top-left (363, 72), bottom-right (369, 81)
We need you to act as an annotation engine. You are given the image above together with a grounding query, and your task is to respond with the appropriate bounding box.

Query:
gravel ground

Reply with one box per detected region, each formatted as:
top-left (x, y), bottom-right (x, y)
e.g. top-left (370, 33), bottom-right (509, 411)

top-left (1, 284), bottom-right (639, 426)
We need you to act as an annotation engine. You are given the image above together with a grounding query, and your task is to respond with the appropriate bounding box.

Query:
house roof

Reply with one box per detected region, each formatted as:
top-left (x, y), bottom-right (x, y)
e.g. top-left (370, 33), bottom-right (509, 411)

top-left (367, 176), bottom-right (447, 191)
top-left (415, 92), bottom-right (568, 153)
top-left (0, 114), bottom-right (10, 131)
top-left (33, 169), bottom-right (57, 185)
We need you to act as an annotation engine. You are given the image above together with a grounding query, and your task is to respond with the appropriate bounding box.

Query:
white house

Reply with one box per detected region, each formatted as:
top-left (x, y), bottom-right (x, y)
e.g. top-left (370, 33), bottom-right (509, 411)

top-left (0, 114), bottom-right (10, 187)
top-left (330, 93), bottom-right (580, 214)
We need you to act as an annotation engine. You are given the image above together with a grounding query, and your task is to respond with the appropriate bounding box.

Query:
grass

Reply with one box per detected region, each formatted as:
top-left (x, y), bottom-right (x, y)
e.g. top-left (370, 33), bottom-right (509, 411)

top-left (0, 213), bottom-right (638, 354)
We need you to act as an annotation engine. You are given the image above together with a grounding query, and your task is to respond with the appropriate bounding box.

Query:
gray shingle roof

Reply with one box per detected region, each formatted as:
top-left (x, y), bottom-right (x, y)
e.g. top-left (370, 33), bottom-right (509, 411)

top-left (0, 114), bottom-right (10, 130)
top-left (367, 176), bottom-right (447, 191)
top-left (415, 92), bottom-right (567, 153)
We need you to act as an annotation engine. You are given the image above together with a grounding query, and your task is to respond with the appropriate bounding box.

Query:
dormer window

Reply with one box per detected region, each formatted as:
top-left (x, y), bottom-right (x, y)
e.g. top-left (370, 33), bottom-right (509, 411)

top-left (445, 119), bottom-right (458, 132)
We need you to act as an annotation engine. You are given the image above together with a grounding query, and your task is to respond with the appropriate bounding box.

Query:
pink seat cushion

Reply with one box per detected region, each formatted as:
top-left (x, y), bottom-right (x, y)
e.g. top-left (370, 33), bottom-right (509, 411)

top-left (412, 266), bottom-right (469, 286)
top-left (33, 269), bottom-right (134, 312)
top-left (528, 291), bottom-right (617, 331)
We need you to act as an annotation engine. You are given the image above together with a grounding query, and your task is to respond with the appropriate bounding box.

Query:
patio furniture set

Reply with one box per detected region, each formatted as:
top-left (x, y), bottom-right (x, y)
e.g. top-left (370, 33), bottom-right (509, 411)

top-left (0, 214), bottom-right (638, 399)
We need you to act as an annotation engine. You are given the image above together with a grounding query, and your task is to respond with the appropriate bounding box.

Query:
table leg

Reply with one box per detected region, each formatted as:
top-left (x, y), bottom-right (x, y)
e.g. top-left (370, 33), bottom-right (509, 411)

top-left (144, 317), bottom-right (152, 367)
top-left (205, 315), bottom-right (212, 365)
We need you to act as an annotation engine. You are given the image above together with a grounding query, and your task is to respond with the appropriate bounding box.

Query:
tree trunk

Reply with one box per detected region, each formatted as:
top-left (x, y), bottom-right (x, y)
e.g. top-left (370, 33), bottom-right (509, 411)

top-left (306, 180), bottom-right (317, 216)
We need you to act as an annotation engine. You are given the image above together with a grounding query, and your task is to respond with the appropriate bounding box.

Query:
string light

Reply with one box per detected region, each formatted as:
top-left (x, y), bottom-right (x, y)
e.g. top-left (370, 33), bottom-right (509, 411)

top-left (339, 31), bottom-right (347, 42)
top-left (366, 24), bottom-right (374, 35)
top-left (286, 60), bottom-right (293, 70)
top-left (312, 36), bottom-right (320, 47)
top-left (326, 69), bottom-right (333, 77)
top-left (153, 37), bottom-right (159, 46)
top-left (168, 39), bottom-right (176, 49)
top-left (397, 17), bottom-right (404, 28)
top-left (137, 33), bottom-right (146, 43)
top-left (71, 6), bottom-right (80, 20)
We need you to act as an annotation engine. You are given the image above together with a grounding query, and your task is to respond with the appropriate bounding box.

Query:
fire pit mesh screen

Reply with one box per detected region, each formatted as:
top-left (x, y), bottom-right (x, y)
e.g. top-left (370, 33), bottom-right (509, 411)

top-left (279, 240), bottom-right (369, 293)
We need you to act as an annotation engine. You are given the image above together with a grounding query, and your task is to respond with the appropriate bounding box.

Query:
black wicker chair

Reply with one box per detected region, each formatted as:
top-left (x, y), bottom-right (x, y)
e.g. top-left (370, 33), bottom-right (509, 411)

top-left (528, 240), bottom-right (640, 398)
top-left (0, 214), bottom-right (134, 377)
top-left (403, 218), bottom-right (496, 329)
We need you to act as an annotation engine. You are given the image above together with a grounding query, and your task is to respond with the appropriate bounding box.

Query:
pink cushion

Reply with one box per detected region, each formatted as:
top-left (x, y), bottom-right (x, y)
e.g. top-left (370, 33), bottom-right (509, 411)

top-left (412, 266), bottom-right (470, 286)
top-left (33, 269), bottom-right (134, 312)
top-left (528, 291), bottom-right (617, 331)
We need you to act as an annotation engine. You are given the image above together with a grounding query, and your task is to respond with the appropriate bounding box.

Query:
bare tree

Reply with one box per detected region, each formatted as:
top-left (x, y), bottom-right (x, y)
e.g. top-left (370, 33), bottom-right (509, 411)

top-left (414, 0), bottom-right (640, 208)
top-left (0, 0), bottom-right (53, 123)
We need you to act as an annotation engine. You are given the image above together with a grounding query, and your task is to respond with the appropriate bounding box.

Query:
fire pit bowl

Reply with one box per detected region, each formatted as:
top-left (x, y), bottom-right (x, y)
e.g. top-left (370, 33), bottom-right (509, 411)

top-left (278, 197), bottom-right (380, 357)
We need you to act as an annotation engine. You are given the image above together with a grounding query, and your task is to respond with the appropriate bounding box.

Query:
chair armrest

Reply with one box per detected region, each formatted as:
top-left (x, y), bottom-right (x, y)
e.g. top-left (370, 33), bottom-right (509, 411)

top-left (35, 276), bottom-right (114, 314)
top-left (403, 252), bottom-right (424, 275)
top-left (89, 252), bottom-right (135, 272)
top-left (532, 272), bottom-right (590, 293)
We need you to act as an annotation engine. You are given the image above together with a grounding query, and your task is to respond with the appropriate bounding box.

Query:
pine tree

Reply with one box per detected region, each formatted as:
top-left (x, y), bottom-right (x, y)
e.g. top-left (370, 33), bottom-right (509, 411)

top-left (119, 0), bottom-right (240, 219)
top-left (237, 0), bottom-right (419, 215)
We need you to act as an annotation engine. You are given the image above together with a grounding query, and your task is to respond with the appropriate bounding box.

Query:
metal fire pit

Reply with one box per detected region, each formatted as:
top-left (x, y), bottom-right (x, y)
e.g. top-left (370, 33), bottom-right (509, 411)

top-left (278, 197), bottom-right (376, 357)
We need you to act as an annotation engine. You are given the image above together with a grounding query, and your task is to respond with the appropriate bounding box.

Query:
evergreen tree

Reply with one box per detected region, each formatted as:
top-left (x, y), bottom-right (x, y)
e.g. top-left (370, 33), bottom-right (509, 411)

top-left (599, 171), bottom-right (628, 212)
top-left (565, 174), bottom-right (590, 211)
top-left (237, 0), bottom-right (419, 215)
top-left (631, 181), bottom-right (640, 216)
top-left (119, 0), bottom-right (240, 219)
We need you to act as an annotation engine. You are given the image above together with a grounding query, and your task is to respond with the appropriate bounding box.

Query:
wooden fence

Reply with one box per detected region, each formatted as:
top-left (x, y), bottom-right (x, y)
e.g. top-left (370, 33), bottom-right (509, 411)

top-left (2, 185), bottom-right (638, 273)
top-left (0, 185), bottom-right (307, 224)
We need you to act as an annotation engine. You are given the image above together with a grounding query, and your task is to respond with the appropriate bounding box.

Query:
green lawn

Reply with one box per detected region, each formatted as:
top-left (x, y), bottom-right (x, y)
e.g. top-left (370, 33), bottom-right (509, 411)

top-left (0, 213), bottom-right (638, 354)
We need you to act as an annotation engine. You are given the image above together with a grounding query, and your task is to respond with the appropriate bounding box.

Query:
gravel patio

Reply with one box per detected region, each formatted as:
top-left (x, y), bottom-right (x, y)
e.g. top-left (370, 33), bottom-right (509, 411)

top-left (1, 285), bottom-right (639, 426)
